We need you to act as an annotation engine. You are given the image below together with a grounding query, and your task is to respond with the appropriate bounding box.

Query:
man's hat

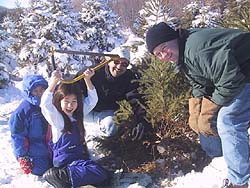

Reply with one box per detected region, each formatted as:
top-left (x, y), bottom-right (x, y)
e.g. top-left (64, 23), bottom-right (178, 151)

top-left (146, 22), bottom-right (178, 54)
top-left (111, 46), bottom-right (130, 61)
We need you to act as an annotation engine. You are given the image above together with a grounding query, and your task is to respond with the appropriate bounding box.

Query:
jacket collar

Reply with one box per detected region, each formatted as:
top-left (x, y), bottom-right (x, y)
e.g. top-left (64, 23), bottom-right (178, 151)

top-left (174, 28), bottom-right (189, 72)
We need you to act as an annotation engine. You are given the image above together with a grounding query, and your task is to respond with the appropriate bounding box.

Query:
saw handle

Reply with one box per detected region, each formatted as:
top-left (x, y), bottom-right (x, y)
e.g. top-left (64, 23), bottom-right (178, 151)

top-left (50, 47), bottom-right (57, 71)
top-left (60, 57), bottom-right (119, 84)
top-left (49, 48), bottom-right (120, 84)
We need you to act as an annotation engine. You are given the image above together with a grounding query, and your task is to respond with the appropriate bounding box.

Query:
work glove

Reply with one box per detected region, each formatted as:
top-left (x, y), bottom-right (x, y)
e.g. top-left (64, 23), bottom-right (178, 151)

top-left (188, 97), bottom-right (202, 134)
top-left (198, 97), bottom-right (220, 136)
top-left (18, 156), bottom-right (33, 174)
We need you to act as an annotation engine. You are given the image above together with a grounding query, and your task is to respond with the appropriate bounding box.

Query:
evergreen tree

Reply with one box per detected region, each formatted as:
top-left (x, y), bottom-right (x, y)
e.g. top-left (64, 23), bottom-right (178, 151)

top-left (218, 0), bottom-right (250, 31)
top-left (181, 1), bottom-right (221, 28)
top-left (133, 0), bottom-right (179, 38)
top-left (136, 57), bottom-right (191, 127)
top-left (0, 29), bottom-right (17, 88)
top-left (6, 0), bottom-right (85, 75)
top-left (114, 99), bottom-right (134, 125)
top-left (79, 0), bottom-right (123, 53)
top-left (115, 56), bottom-right (191, 127)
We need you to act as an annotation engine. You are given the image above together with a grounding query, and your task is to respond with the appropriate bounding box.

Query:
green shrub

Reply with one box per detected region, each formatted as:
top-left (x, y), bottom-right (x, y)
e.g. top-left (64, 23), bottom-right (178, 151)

top-left (137, 56), bottom-right (191, 127)
top-left (114, 55), bottom-right (191, 128)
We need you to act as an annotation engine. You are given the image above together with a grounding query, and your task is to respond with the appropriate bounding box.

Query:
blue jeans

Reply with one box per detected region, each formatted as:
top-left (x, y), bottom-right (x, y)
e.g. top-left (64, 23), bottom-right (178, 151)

top-left (200, 134), bottom-right (222, 158)
top-left (200, 112), bottom-right (223, 158)
top-left (217, 83), bottom-right (250, 185)
top-left (84, 110), bottom-right (118, 140)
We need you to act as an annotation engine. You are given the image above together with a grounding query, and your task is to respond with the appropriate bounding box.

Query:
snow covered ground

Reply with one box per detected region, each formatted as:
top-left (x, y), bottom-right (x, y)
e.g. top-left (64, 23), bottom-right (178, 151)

top-left (0, 82), bottom-right (228, 188)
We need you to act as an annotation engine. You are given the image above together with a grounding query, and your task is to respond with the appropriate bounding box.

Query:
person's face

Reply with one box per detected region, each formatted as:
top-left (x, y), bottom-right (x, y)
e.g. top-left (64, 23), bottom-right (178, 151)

top-left (31, 86), bottom-right (46, 98)
top-left (60, 94), bottom-right (78, 117)
top-left (108, 58), bottom-right (129, 77)
top-left (153, 39), bottom-right (179, 64)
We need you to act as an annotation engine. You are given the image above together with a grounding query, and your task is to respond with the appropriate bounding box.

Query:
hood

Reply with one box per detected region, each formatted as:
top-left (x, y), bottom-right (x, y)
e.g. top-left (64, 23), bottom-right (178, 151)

top-left (22, 74), bottom-right (48, 106)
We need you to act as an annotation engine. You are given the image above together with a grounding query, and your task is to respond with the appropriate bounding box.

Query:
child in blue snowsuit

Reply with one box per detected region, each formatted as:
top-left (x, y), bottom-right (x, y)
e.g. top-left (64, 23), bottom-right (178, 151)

top-left (40, 69), bottom-right (109, 188)
top-left (9, 74), bottom-right (52, 176)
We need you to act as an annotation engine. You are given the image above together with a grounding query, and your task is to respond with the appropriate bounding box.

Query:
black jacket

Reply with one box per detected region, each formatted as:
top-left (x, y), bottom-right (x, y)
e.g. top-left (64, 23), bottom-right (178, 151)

top-left (79, 65), bottom-right (139, 112)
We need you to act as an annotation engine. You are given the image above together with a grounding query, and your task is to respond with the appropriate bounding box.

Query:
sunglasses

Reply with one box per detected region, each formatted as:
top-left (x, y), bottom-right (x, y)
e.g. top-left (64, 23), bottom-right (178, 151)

top-left (113, 60), bottom-right (129, 67)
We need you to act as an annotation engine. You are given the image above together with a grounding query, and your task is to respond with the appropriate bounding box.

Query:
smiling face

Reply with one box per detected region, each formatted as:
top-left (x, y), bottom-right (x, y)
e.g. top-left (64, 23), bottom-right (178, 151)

top-left (108, 58), bottom-right (129, 77)
top-left (153, 39), bottom-right (179, 64)
top-left (60, 94), bottom-right (78, 117)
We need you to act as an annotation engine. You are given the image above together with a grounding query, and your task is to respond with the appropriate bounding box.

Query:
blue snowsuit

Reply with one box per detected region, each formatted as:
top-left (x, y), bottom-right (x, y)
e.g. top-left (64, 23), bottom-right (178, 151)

top-left (9, 75), bottom-right (52, 176)
top-left (50, 121), bottom-right (109, 187)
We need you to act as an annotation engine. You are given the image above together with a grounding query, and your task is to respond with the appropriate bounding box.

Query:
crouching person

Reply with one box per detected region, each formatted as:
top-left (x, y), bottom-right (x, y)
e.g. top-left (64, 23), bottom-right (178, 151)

top-left (77, 46), bottom-right (150, 160)
top-left (40, 69), bottom-right (109, 188)
top-left (9, 74), bottom-right (52, 176)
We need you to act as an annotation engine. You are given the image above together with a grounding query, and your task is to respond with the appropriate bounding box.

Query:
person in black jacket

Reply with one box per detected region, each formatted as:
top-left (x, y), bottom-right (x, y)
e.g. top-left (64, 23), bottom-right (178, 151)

top-left (78, 46), bottom-right (145, 159)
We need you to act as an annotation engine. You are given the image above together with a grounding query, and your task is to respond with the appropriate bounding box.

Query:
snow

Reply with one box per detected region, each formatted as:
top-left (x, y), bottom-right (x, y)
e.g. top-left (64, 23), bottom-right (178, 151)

top-left (0, 0), bottom-right (231, 186)
top-left (0, 84), bottom-right (51, 188)
top-left (0, 78), bottom-right (228, 188)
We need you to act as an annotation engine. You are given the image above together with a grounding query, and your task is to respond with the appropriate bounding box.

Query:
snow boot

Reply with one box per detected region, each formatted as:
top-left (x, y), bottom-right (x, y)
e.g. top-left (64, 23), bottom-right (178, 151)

top-left (221, 179), bottom-right (248, 188)
top-left (43, 167), bottom-right (71, 188)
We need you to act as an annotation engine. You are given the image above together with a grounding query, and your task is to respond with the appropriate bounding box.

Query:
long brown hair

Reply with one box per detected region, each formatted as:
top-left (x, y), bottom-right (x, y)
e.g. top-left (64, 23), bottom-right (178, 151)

top-left (52, 83), bottom-right (85, 143)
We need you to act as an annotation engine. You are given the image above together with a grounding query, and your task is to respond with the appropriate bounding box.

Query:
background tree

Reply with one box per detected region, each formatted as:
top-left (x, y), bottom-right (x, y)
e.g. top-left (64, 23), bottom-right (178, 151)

top-left (4, 0), bottom-right (87, 76)
top-left (108, 0), bottom-right (196, 29)
top-left (79, 0), bottom-right (123, 53)
top-left (109, 0), bottom-right (144, 29)
top-left (0, 6), bottom-right (8, 24)
top-left (218, 0), bottom-right (250, 31)
top-left (0, 29), bottom-right (17, 88)
top-left (133, 0), bottom-right (179, 38)
top-left (181, 1), bottom-right (221, 28)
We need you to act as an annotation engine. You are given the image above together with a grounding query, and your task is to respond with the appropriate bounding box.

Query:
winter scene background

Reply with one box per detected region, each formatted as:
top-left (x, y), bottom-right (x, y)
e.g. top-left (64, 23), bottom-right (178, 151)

top-left (0, 0), bottom-right (249, 187)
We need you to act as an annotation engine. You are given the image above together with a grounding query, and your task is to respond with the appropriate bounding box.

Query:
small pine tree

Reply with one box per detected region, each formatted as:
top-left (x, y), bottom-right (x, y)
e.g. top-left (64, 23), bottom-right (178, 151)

top-left (114, 54), bottom-right (191, 128)
top-left (218, 0), bottom-right (250, 31)
top-left (136, 56), bottom-right (191, 127)
top-left (114, 99), bottom-right (134, 125)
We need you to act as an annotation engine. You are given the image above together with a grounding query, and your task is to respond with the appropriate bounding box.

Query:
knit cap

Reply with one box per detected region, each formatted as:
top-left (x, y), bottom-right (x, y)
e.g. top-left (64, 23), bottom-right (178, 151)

top-left (146, 22), bottom-right (178, 54)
